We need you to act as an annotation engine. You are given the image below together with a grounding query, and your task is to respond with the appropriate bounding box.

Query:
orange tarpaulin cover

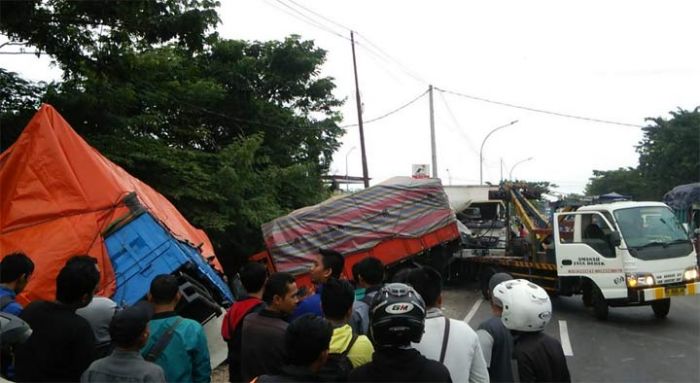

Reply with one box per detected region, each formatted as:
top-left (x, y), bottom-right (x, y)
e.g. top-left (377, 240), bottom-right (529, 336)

top-left (0, 104), bottom-right (219, 306)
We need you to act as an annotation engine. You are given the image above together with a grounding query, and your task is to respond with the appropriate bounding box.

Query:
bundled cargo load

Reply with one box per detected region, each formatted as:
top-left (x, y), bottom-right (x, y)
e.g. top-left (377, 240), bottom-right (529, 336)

top-left (253, 177), bottom-right (460, 283)
top-left (664, 183), bottom-right (700, 255)
top-left (0, 105), bottom-right (232, 317)
top-left (664, 183), bottom-right (700, 214)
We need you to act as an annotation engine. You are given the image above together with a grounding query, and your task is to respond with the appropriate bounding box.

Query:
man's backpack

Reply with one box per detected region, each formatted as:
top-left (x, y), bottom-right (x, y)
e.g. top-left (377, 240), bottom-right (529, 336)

top-left (318, 333), bottom-right (359, 382)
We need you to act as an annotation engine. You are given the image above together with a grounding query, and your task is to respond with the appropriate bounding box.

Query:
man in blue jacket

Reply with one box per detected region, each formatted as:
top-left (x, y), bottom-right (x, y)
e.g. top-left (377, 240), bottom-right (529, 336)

top-left (142, 274), bottom-right (211, 383)
top-left (0, 252), bottom-right (34, 316)
top-left (290, 249), bottom-right (344, 320)
top-left (0, 252), bottom-right (35, 379)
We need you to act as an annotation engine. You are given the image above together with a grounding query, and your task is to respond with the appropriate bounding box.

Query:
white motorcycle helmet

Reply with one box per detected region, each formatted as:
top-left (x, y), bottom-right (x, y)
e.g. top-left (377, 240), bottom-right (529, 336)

top-left (492, 279), bottom-right (552, 332)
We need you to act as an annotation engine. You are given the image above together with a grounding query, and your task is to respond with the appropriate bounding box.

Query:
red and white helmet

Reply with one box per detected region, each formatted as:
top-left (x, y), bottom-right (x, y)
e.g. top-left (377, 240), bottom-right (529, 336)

top-left (492, 279), bottom-right (552, 332)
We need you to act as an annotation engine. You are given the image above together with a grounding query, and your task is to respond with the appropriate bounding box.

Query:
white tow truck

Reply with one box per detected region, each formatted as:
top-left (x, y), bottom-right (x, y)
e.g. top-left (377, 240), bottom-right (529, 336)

top-left (463, 195), bottom-right (699, 319)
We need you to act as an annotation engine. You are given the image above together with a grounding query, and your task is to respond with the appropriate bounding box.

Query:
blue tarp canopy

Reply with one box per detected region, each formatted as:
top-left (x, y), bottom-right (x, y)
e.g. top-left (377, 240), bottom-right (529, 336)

top-left (663, 183), bottom-right (700, 211)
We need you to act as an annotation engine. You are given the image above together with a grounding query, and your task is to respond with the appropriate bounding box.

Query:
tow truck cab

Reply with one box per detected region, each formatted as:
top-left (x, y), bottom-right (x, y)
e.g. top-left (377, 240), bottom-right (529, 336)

top-left (554, 201), bottom-right (699, 318)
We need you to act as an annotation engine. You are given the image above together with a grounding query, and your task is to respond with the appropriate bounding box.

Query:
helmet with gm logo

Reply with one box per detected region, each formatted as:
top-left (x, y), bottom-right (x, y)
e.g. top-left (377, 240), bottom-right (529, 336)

top-left (369, 283), bottom-right (426, 347)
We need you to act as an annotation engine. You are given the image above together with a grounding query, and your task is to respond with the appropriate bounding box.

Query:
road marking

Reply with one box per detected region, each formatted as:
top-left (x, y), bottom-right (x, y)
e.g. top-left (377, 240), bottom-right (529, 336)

top-left (463, 297), bottom-right (484, 324)
top-left (559, 320), bottom-right (574, 356)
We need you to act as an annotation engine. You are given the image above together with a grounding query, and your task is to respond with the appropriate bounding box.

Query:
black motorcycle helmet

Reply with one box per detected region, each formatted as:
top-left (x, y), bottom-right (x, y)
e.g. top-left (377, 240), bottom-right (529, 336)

top-left (369, 283), bottom-right (426, 347)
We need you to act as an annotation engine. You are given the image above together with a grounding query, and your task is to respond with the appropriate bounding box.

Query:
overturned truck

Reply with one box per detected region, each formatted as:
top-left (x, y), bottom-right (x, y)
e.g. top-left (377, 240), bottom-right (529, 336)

top-left (251, 177), bottom-right (461, 285)
top-left (0, 105), bottom-right (233, 362)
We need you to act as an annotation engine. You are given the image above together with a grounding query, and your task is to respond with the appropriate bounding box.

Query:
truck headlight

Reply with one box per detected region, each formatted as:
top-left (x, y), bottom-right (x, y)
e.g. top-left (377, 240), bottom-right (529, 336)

top-left (684, 266), bottom-right (699, 281)
top-left (626, 273), bottom-right (655, 288)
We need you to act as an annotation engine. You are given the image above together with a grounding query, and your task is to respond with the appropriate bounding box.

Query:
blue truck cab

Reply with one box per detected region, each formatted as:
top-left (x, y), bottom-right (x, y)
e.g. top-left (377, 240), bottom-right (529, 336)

top-left (104, 210), bottom-right (233, 324)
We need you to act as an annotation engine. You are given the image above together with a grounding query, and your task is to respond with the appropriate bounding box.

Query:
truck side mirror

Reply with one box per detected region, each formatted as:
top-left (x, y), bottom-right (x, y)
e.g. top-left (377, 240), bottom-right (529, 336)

top-left (682, 223), bottom-right (689, 233)
top-left (608, 231), bottom-right (621, 247)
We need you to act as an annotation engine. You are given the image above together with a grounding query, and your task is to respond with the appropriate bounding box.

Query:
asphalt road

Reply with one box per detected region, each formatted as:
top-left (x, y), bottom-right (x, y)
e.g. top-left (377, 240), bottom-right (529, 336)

top-left (441, 281), bottom-right (700, 383)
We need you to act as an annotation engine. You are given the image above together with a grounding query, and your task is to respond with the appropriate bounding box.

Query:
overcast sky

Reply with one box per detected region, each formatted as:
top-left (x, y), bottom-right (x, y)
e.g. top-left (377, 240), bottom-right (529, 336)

top-left (5, 0), bottom-right (700, 194)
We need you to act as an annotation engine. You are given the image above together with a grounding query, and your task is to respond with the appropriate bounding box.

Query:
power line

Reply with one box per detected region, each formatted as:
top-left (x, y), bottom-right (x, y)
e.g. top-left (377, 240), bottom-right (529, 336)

top-left (341, 89), bottom-right (428, 128)
top-left (436, 87), bottom-right (645, 128)
top-left (263, 0), bottom-right (350, 41)
top-left (284, 0), bottom-right (351, 31)
top-left (354, 33), bottom-right (428, 84)
top-left (264, 1), bottom-right (647, 129)
top-left (354, 44), bottom-right (409, 85)
top-left (437, 91), bottom-right (480, 156)
top-left (277, 0), bottom-right (428, 85)
top-left (0, 51), bottom-right (40, 55)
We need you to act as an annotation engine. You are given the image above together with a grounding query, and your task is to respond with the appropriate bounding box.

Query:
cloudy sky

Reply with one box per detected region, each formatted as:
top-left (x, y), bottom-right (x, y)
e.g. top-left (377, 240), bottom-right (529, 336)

top-left (5, 0), bottom-right (700, 194)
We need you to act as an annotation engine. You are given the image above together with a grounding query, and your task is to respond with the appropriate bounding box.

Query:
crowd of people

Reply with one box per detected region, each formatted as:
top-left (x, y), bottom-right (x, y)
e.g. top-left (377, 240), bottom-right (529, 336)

top-left (0, 249), bottom-right (571, 382)
top-left (223, 249), bottom-right (570, 383)
top-left (0, 252), bottom-right (211, 383)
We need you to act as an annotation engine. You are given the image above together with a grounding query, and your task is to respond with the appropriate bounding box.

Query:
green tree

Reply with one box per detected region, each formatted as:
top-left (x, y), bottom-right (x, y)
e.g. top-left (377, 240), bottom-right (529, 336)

top-left (0, 69), bottom-right (44, 147)
top-left (0, 1), bottom-right (345, 273)
top-left (0, 0), bottom-right (220, 75)
top-left (585, 108), bottom-right (699, 200)
top-left (585, 167), bottom-right (644, 198)
top-left (637, 108), bottom-right (700, 199)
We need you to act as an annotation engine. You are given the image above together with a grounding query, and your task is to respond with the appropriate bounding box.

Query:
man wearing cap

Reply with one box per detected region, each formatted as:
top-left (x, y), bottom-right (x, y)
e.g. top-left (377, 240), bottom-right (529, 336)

top-left (81, 303), bottom-right (165, 382)
top-left (476, 273), bottom-right (515, 383)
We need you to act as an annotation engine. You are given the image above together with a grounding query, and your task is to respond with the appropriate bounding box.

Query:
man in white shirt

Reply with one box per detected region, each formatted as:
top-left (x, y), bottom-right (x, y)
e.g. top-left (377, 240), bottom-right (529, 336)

top-left (77, 296), bottom-right (119, 358)
top-left (402, 266), bottom-right (490, 383)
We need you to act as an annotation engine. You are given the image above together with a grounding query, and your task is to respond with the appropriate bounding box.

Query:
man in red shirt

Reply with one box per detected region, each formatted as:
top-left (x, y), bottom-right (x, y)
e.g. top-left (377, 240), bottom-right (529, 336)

top-left (222, 262), bottom-right (267, 383)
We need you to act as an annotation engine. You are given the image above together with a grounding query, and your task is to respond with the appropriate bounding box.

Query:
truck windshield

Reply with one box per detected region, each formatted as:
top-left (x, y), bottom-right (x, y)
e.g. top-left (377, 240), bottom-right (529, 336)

top-left (614, 206), bottom-right (692, 260)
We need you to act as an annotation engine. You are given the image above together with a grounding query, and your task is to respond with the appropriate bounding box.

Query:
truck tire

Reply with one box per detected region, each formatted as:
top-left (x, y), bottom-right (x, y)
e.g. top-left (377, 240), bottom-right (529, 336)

top-left (651, 299), bottom-right (671, 318)
top-left (582, 280), bottom-right (593, 307)
top-left (591, 284), bottom-right (609, 320)
top-left (479, 267), bottom-right (498, 300)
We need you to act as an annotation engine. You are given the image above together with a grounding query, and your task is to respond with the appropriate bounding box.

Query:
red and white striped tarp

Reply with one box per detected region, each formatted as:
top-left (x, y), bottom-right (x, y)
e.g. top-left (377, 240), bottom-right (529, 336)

top-left (262, 177), bottom-right (457, 275)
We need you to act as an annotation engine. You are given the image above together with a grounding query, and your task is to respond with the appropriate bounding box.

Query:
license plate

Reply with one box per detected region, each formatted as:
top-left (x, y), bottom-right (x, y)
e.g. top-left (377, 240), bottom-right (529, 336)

top-left (665, 286), bottom-right (686, 297)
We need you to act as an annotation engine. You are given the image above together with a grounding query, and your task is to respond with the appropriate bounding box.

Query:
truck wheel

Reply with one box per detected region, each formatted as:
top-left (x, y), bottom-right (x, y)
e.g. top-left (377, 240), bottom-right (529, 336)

top-left (651, 299), bottom-right (671, 318)
top-left (582, 280), bottom-right (593, 307)
top-left (592, 284), bottom-right (609, 320)
top-left (479, 267), bottom-right (498, 300)
top-left (582, 289), bottom-right (593, 307)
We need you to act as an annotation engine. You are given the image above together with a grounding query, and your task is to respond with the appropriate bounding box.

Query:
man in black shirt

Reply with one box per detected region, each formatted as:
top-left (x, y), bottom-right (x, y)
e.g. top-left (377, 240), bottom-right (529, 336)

top-left (241, 272), bottom-right (299, 382)
top-left (222, 262), bottom-right (267, 382)
top-left (256, 314), bottom-right (334, 382)
top-left (477, 272), bottom-right (515, 382)
top-left (15, 255), bottom-right (101, 382)
top-left (492, 279), bottom-right (570, 383)
top-left (348, 283), bottom-right (452, 382)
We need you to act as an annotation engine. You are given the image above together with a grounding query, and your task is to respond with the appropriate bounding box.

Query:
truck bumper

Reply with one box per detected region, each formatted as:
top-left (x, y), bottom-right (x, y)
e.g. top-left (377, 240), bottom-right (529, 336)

top-left (641, 282), bottom-right (700, 301)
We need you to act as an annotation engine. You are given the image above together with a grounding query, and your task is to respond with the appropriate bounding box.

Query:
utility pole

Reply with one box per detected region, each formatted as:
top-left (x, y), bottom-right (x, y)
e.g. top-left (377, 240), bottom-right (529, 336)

top-left (350, 31), bottom-right (369, 188)
top-left (429, 85), bottom-right (437, 179)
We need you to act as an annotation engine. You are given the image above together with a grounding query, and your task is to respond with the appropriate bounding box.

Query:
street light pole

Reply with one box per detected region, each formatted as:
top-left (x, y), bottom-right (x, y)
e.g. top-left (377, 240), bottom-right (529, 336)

top-left (345, 146), bottom-right (357, 192)
top-left (480, 120), bottom-right (518, 185)
top-left (510, 156), bottom-right (534, 180)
